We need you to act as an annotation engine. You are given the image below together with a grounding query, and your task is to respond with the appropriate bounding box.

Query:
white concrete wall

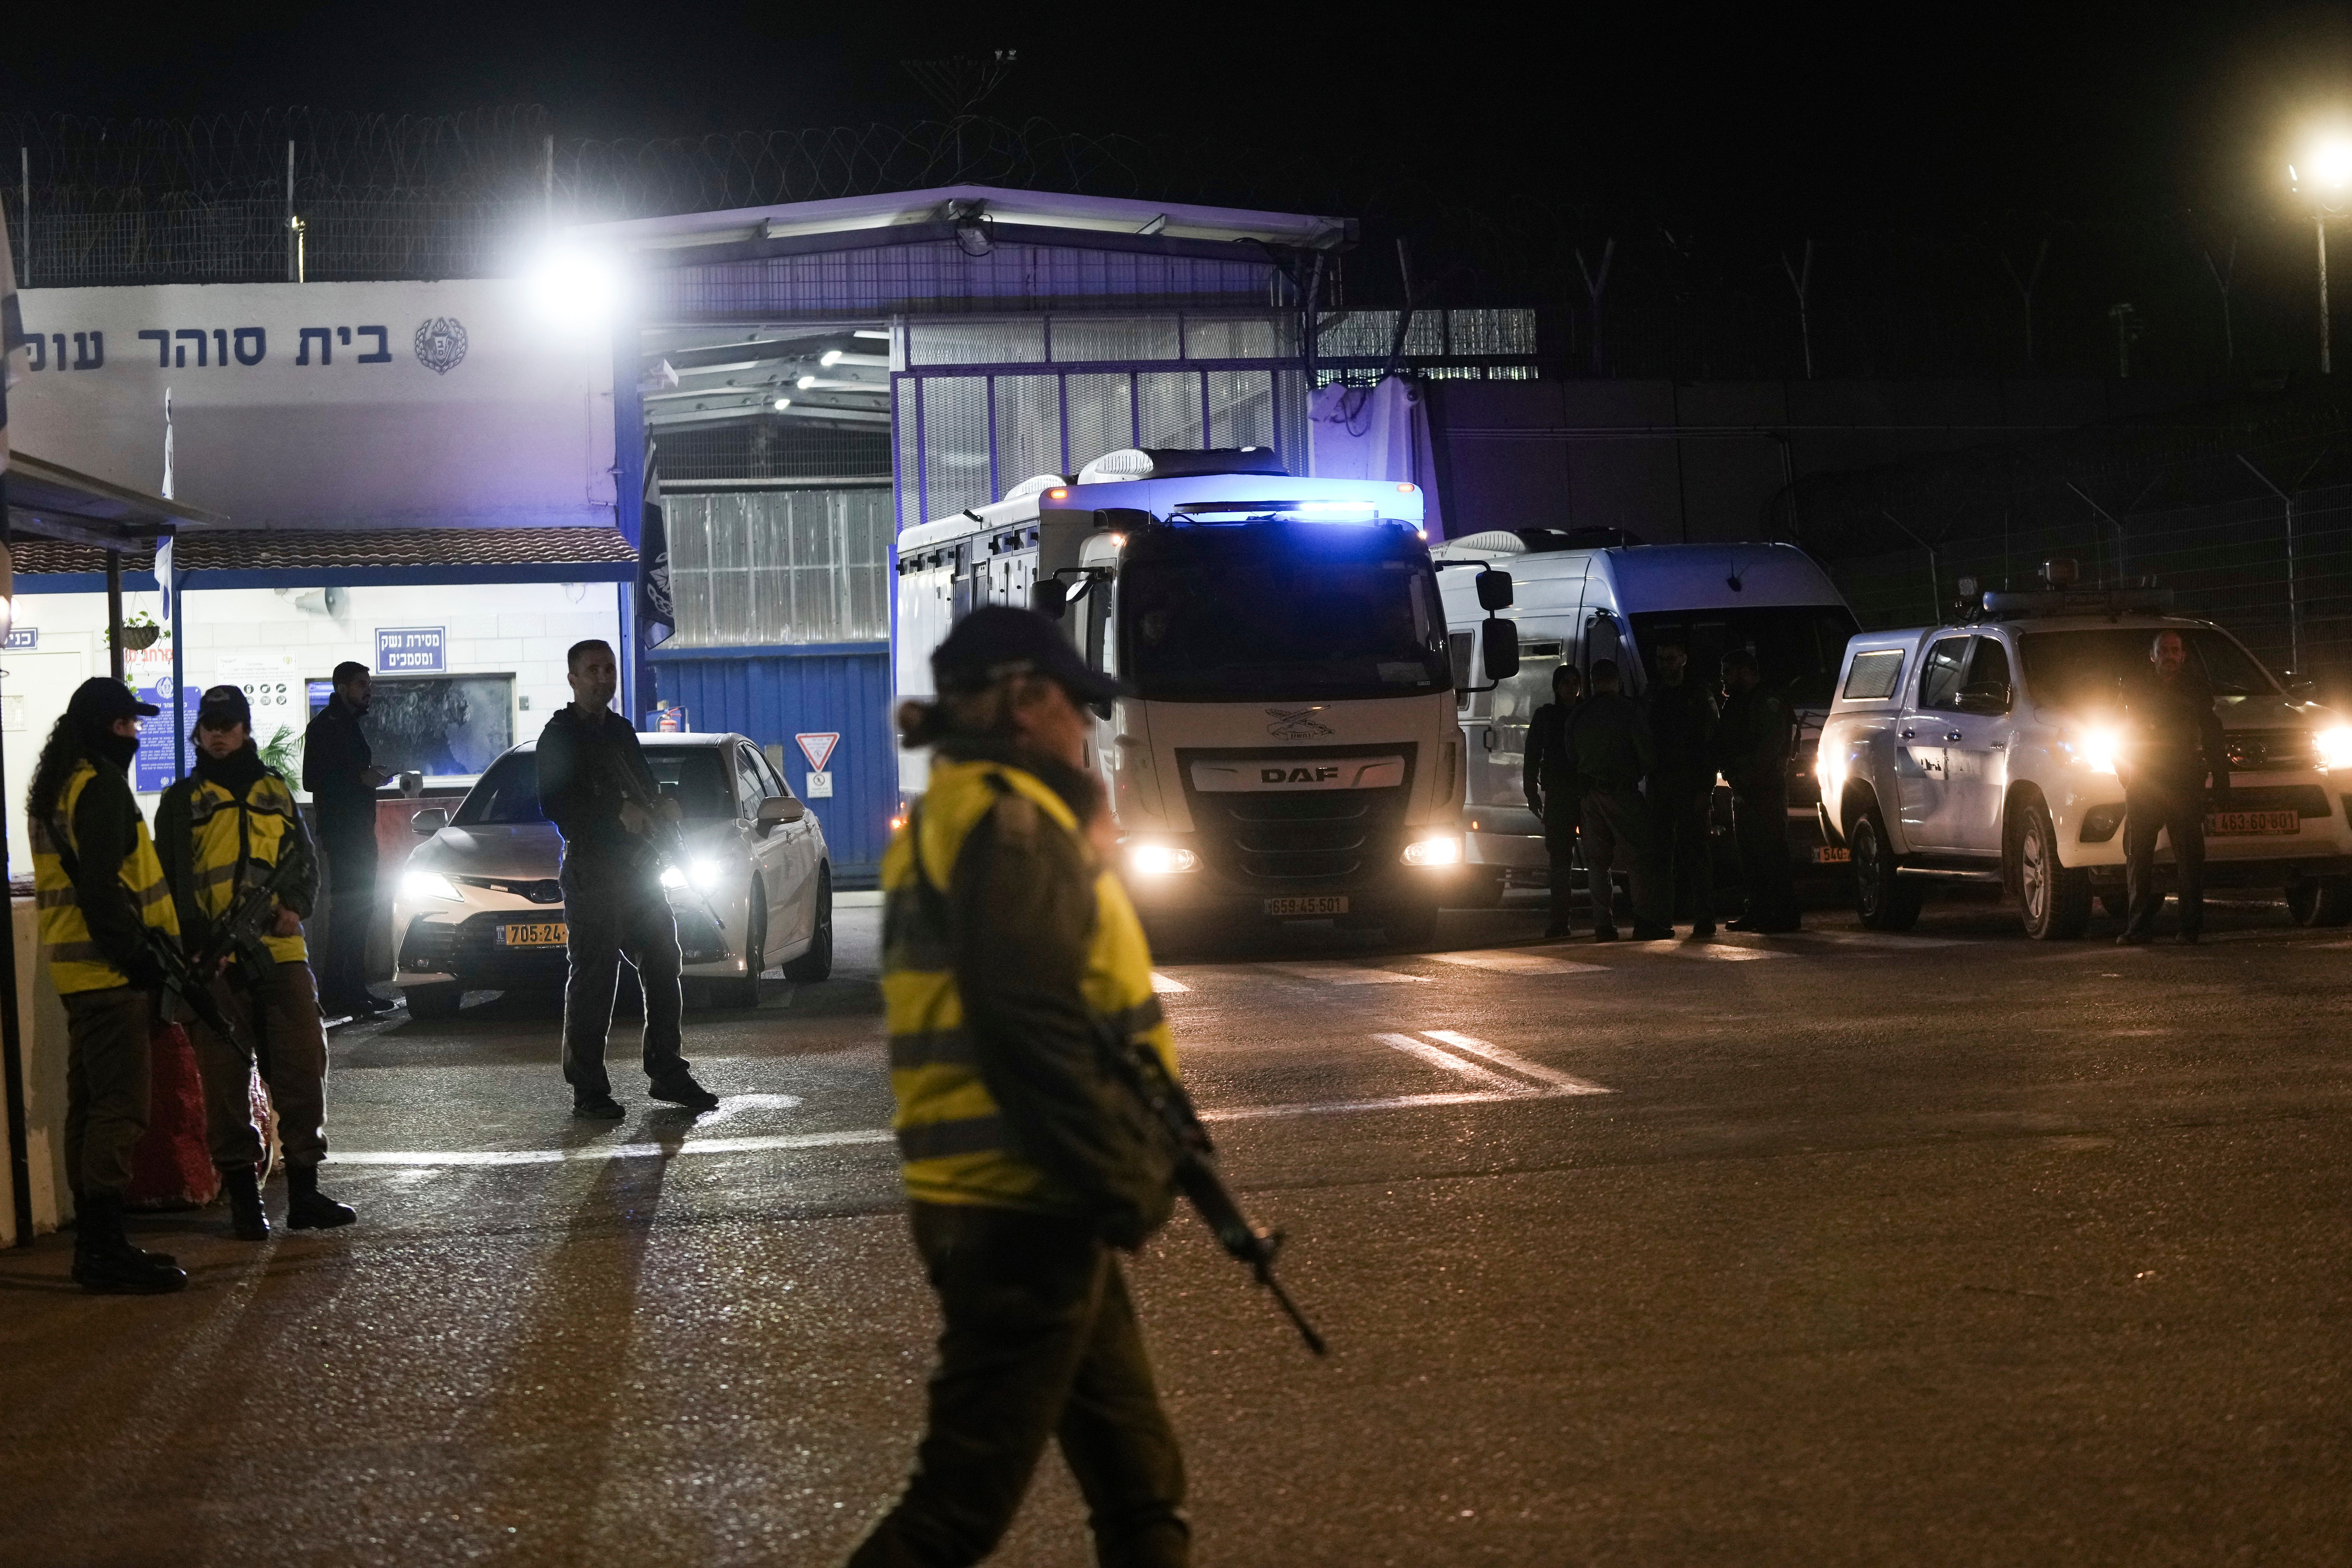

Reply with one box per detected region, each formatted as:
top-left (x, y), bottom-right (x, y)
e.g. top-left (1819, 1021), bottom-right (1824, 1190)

top-left (2, 580), bottom-right (624, 874)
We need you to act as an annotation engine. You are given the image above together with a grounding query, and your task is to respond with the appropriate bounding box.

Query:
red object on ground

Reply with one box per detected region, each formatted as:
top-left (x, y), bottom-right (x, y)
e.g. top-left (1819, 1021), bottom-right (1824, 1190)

top-left (125, 1020), bottom-right (221, 1210)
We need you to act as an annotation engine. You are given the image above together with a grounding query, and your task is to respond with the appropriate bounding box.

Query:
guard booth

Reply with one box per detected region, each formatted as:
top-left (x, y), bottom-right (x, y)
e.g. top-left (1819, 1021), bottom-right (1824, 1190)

top-left (580, 186), bottom-right (1538, 886)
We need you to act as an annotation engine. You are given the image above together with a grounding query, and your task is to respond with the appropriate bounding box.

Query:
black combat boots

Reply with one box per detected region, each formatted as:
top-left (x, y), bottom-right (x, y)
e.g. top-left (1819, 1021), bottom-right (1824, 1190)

top-left (285, 1164), bottom-right (356, 1230)
top-left (72, 1192), bottom-right (189, 1294)
top-left (219, 1164), bottom-right (271, 1240)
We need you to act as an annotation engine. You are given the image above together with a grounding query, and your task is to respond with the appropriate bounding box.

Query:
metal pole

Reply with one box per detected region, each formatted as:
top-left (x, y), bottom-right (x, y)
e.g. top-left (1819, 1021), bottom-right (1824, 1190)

top-left (2319, 216), bottom-right (2332, 376)
top-left (2239, 456), bottom-right (2300, 675)
top-left (105, 552), bottom-right (124, 683)
top-left (0, 475), bottom-right (31, 1246)
top-left (18, 147), bottom-right (28, 289)
top-left (286, 140), bottom-right (297, 284)
top-left (170, 551), bottom-right (186, 782)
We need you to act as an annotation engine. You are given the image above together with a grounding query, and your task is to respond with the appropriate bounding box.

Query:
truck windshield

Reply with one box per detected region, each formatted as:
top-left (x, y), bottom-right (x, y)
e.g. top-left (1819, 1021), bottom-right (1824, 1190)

top-left (2019, 627), bottom-right (2277, 708)
top-left (452, 748), bottom-right (735, 825)
top-left (1628, 605), bottom-right (1861, 708)
top-left (1119, 522), bottom-right (1449, 702)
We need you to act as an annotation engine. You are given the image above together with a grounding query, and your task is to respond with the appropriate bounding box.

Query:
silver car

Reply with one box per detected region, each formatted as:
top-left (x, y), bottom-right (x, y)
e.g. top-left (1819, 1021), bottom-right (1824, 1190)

top-left (392, 731), bottom-right (834, 1016)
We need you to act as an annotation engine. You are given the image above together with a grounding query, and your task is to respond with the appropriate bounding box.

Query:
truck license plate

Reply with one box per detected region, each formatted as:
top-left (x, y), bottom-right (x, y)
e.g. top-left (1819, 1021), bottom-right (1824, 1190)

top-left (498, 921), bottom-right (569, 947)
top-left (1813, 846), bottom-right (1853, 864)
top-left (1264, 896), bottom-right (1348, 917)
top-left (2205, 809), bottom-right (2300, 837)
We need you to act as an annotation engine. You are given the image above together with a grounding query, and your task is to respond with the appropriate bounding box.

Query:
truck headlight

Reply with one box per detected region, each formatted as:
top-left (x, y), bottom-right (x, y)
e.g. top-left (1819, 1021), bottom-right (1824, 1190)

top-left (401, 870), bottom-right (461, 902)
top-left (2318, 725), bottom-right (2352, 771)
top-left (1128, 844), bottom-right (1199, 875)
top-left (2075, 727), bottom-right (2121, 774)
top-left (1402, 834), bottom-right (1463, 867)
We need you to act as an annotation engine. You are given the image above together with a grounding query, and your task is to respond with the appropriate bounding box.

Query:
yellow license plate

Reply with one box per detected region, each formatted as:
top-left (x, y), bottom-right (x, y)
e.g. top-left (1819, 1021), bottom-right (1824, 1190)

top-left (2205, 810), bottom-right (2300, 837)
top-left (1813, 846), bottom-right (1853, 864)
top-left (498, 921), bottom-right (569, 947)
top-left (1266, 896), bottom-right (1349, 917)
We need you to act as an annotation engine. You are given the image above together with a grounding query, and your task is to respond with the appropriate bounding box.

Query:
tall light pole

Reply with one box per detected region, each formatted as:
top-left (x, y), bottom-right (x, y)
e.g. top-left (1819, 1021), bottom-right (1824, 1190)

top-left (2288, 137), bottom-right (2352, 372)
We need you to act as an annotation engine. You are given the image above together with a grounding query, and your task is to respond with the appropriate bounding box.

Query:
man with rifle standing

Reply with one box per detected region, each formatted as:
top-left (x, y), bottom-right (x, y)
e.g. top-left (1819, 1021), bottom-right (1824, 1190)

top-left (302, 661), bottom-right (394, 1018)
top-left (848, 605), bottom-right (1197, 1567)
top-left (26, 678), bottom-right (188, 1292)
top-left (536, 639), bottom-right (720, 1119)
top-left (158, 685), bottom-right (354, 1240)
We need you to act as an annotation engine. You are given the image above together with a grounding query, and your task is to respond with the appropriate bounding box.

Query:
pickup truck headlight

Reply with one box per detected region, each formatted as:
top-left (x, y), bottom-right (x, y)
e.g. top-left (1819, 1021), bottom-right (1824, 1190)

top-left (2318, 725), bottom-right (2352, 771)
top-left (1402, 833), bottom-right (1464, 867)
top-left (401, 870), bottom-right (461, 902)
top-left (2072, 727), bottom-right (2121, 775)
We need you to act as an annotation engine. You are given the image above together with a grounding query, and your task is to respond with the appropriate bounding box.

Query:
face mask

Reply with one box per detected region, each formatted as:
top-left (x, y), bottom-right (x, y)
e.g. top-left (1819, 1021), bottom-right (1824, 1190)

top-left (91, 728), bottom-right (139, 773)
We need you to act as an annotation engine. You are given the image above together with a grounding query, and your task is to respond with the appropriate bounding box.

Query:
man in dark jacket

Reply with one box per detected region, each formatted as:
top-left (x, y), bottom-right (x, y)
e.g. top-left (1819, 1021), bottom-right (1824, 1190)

top-left (1522, 664), bottom-right (1585, 939)
top-left (1717, 647), bottom-right (1800, 933)
top-left (302, 661), bottom-right (392, 1016)
top-left (537, 639), bottom-right (719, 1118)
top-left (1566, 660), bottom-right (1672, 941)
top-left (2117, 629), bottom-right (2230, 945)
top-left (1646, 642), bottom-right (1720, 937)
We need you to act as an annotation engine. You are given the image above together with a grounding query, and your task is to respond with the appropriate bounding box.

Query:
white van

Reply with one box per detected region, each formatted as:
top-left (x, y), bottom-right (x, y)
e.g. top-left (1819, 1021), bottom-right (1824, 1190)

top-left (1431, 531), bottom-right (1861, 900)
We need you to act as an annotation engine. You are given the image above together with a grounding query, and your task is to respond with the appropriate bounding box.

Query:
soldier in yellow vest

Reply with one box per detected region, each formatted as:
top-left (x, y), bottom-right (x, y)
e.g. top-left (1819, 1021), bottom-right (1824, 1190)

top-left (26, 678), bottom-right (188, 1293)
top-left (846, 606), bottom-right (1188, 1568)
top-left (157, 685), bottom-right (354, 1240)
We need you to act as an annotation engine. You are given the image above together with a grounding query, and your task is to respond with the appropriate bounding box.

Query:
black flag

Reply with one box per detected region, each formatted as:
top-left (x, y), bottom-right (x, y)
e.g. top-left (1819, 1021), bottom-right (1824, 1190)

top-left (638, 444), bottom-right (672, 648)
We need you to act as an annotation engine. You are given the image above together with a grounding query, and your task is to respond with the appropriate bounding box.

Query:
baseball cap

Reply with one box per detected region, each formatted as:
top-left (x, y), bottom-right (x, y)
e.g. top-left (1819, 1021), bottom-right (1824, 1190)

top-left (932, 605), bottom-right (1130, 709)
top-left (196, 685), bottom-right (252, 730)
top-left (67, 677), bottom-right (159, 726)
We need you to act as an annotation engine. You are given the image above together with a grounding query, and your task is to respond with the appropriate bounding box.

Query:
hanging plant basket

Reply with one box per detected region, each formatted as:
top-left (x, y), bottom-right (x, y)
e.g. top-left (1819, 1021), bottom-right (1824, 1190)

top-left (116, 624), bottom-right (162, 651)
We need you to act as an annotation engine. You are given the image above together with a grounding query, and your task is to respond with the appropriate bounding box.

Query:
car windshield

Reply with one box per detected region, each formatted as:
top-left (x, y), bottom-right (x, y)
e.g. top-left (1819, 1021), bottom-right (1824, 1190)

top-left (2019, 627), bottom-right (2278, 708)
top-left (1628, 605), bottom-right (1861, 709)
top-left (451, 747), bottom-right (735, 826)
top-left (1118, 521), bottom-right (1449, 702)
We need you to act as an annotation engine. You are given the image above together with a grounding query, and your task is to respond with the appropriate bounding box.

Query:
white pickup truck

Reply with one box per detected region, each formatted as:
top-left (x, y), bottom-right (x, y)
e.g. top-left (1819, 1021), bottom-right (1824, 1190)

top-left (1815, 592), bottom-right (2352, 938)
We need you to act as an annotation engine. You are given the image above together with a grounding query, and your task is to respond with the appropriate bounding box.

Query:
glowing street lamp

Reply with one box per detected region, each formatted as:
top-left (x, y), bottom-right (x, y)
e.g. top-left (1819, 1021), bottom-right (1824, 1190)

top-left (2287, 136), bottom-right (2352, 373)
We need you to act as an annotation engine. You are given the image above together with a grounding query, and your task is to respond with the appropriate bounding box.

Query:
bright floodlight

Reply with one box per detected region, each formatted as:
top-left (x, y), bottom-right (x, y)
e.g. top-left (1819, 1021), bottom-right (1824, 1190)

top-left (2317, 139), bottom-right (2352, 188)
top-left (526, 245), bottom-right (624, 324)
top-left (820, 349), bottom-right (845, 367)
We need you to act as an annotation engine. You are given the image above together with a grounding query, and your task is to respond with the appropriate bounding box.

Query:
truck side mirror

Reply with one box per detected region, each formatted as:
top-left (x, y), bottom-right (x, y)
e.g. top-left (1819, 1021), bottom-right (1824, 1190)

top-left (1480, 617), bottom-right (1521, 682)
top-left (1033, 579), bottom-right (1070, 619)
top-left (1475, 568), bottom-right (1515, 613)
top-left (410, 807), bottom-right (449, 835)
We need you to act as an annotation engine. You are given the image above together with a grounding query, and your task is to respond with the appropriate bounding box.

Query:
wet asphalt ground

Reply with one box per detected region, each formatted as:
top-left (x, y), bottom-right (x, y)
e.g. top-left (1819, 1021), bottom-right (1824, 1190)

top-left (3, 887), bottom-right (2349, 1566)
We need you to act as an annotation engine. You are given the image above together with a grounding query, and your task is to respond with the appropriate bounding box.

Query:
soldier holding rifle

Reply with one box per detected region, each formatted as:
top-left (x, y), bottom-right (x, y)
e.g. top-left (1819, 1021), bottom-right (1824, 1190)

top-left (535, 639), bottom-right (720, 1119)
top-left (158, 684), bottom-right (354, 1240)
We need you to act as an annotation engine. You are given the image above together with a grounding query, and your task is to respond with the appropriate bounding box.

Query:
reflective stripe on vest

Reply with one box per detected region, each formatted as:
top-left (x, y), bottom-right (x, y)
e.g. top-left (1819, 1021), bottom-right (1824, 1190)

top-left (32, 762), bottom-right (182, 994)
top-left (186, 772), bottom-right (308, 965)
top-left (880, 756), bottom-right (1177, 1211)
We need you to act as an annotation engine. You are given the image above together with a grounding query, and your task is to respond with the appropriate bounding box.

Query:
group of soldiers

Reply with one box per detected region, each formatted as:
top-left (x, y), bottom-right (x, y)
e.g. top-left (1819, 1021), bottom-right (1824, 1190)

top-left (1521, 643), bottom-right (1802, 940)
top-left (31, 676), bottom-right (363, 1295)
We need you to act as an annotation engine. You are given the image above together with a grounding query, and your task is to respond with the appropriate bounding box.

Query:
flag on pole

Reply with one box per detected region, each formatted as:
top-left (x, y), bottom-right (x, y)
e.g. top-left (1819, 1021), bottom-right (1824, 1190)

top-left (638, 442), bottom-right (672, 648)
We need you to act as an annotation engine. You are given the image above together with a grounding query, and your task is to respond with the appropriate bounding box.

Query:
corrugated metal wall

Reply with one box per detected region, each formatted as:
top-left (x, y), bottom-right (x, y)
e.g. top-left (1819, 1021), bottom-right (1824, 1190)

top-left (648, 646), bottom-right (895, 887)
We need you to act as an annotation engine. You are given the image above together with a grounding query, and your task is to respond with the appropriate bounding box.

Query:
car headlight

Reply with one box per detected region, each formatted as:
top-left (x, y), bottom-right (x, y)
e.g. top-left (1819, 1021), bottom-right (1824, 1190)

top-left (661, 860), bottom-right (723, 891)
top-left (402, 870), bottom-right (461, 902)
top-left (1402, 833), bottom-right (1463, 867)
top-left (2318, 725), bottom-right (2352, 771)
top-left (2074, 727), bottom-right (2121, 775)
top-left (1128, 844), bottom-right (1199, 876)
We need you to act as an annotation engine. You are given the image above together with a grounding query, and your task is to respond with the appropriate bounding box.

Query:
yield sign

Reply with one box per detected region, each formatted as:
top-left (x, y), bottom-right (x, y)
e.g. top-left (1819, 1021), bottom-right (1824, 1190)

top-left (795, 732), bottom-right (841, 771)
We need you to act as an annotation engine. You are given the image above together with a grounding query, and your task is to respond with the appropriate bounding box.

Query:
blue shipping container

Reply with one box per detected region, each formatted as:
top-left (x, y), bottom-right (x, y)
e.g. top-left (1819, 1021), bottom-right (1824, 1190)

top-left (648, 642), bottom-right (894, 887)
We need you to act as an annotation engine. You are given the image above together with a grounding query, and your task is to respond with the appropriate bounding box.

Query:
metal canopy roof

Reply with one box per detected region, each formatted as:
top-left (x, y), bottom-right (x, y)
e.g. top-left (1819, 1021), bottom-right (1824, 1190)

top-left (4, 452), bottom-right (228, 550)
top-left (572, 183), bottom-right (1355, 255)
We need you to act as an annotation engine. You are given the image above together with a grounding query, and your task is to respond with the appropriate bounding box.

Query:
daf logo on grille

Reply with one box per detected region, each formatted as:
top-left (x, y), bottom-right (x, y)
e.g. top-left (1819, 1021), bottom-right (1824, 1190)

top-left (1263, 765), bottom-right (1342, 784)
top-left (1265, 708), bottom-right (1334, 739)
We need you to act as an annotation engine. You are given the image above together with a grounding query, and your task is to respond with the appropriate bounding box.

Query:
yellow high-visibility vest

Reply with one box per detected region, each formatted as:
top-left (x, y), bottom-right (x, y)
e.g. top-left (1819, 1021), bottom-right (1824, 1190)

top-left (881, 754), bottom-right (1175, 1210)
top-left (183, 771), bottom-right (309, 965)
top-left (32, 761), bottom-right (181, 994)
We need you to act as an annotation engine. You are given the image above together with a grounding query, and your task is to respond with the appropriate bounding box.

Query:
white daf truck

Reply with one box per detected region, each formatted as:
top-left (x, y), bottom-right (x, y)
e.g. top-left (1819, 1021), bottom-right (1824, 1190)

top-left (1815, 585), bottom-right (2352, 937)
top-left (894, 447), bottom-right (1519, 946)
top-left (1432, 529), bottom-right (1862, 904)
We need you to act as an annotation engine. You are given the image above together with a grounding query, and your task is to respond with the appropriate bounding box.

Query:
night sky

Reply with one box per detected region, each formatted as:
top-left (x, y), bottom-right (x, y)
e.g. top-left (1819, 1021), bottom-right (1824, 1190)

top-left (10, 2), bottom-right (2352, 226)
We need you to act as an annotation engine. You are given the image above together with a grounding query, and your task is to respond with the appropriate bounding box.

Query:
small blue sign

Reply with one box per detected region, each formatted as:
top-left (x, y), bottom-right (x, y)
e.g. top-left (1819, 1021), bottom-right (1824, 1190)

top-left (375, 627), bottom-right (446, 673)
top-left (134, 683), bottom-right (201, 793)
top-left (307, 679), bottom-right (336, 714)
top-left (3, 628), bottom-right (37, 650)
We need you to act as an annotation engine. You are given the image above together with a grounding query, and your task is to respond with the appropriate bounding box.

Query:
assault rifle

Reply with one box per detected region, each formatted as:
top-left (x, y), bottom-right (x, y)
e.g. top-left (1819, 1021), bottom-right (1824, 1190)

top-left (190, 843), bottom-right (310, 976)
top-left (139, 921), bottom-right (254, 1067)
top-left (600, 747), bottom-right (728, 934)
top-left (1101, 1030), bottom-right (1328, 1357)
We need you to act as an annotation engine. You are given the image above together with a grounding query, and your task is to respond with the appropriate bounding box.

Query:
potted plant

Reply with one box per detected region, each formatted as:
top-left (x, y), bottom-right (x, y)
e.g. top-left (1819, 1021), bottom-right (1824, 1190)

top-left (109, 611), bottom-right (162, 652)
